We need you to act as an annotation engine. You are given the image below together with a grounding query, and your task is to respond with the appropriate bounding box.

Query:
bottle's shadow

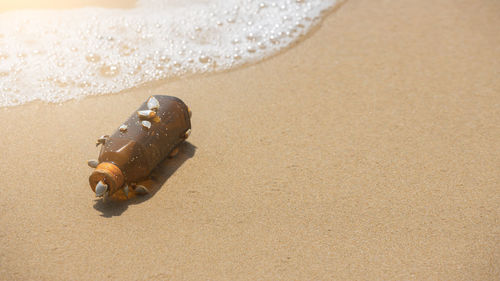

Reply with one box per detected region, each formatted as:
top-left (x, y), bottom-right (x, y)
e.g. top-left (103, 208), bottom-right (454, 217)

top-left (93, 142), bottom-right (197, 217)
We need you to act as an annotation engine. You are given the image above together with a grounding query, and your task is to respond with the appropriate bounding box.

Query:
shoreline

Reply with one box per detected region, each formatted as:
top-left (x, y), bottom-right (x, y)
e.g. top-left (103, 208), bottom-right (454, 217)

top-left (0, 0), bottom-right (337, 108)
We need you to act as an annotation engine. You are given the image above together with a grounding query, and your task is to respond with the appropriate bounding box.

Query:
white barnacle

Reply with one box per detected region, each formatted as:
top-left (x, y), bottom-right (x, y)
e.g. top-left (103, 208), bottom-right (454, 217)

top-left (119, 124), bottom-right (128, 132)
top-left (134, 184), bottom-right (150, 195)
top-left (87, 159), bottom-right (99, 168)
top-left (123, 184), bottom-right (129, 198)
top-left (147, 96), bottom-right (160, 111)
top-left (95, 135), bottom-right (109, 147)
top-left (141, 120), bottom-right (151, 129)
top-left (137, 109), bottom-right (156, 119)
top-left (95, 181), bottom-right (108, 197)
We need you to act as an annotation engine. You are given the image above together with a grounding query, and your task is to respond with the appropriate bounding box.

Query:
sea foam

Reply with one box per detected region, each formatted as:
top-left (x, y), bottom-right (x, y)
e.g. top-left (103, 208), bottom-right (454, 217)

top-left (0, 0), bottom-right (336, 107)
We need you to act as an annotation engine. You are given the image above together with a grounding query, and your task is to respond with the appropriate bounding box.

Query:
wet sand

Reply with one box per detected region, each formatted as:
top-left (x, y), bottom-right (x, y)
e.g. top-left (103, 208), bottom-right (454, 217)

top-left (1, 0), bottom-right (499, 280)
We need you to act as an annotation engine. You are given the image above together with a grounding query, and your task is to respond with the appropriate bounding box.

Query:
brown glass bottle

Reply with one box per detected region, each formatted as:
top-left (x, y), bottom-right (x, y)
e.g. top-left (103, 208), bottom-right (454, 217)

top-left (89, 95), bottom-right (191, 199)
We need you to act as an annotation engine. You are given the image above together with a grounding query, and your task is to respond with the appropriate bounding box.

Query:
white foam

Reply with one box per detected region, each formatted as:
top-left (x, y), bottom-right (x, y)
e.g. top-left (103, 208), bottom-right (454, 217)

top-left (0, 0), bottom-right (336, 107)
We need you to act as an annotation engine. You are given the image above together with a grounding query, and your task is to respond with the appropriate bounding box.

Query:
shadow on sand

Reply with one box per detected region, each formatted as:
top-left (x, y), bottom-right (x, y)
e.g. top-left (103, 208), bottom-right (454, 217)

top-left (93, 141), bottom-right (196, 217)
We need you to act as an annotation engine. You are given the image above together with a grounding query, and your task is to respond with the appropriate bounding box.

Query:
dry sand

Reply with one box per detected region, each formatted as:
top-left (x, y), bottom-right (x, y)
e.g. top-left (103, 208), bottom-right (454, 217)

top-left (1, 0), bottom-right (499, 280)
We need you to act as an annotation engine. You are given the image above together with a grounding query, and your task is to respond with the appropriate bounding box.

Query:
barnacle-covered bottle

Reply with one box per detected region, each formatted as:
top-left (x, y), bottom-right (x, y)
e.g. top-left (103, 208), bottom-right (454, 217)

top-left (88, 95), bottom-right (191, 200)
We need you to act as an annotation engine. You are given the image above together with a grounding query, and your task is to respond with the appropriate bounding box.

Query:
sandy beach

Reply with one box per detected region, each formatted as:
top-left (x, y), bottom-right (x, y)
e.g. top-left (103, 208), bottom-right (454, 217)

top-left (1, 0), bottom-right (499, 280)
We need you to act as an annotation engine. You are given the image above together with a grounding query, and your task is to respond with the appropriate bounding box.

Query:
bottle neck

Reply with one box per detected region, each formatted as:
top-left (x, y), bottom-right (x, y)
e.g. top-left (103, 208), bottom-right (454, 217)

top-left (89, 162), bottom-right (124, 195)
